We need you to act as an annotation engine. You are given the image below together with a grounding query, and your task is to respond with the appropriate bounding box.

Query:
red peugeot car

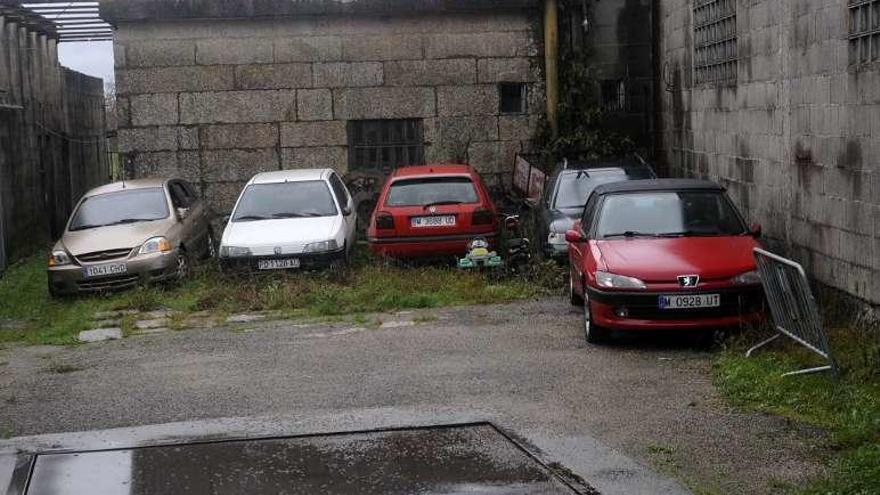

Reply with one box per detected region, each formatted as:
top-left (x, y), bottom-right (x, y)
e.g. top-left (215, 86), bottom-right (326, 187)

top-left (368, 164), bottom-right (499, 258)
top-left (566, 179), bottom-right (764, 343)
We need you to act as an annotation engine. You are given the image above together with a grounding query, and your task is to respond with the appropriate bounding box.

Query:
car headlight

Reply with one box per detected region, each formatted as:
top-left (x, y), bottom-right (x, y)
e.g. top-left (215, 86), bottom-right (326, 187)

top-left (139, 236), bottom-right (172, 255)
top-left (547, 232), bottom-right (567, 245)
top-left (732, 270), bottom-right (761, 285)
top-left (219, 245), bottom-right (252, 258)
top-left (48, 250), bottom-right (71, 267)
top-left (596, 270), bottom-right (647, 289)
top-left (303, 240), bottom-right (339, 253)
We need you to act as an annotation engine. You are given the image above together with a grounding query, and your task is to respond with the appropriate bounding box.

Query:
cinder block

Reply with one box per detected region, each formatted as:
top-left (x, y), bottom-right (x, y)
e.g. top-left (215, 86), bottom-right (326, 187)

top-left (203, 181), bottom-right (247, 214)
top-left (235, 63), bottom-right (313, 90)
top-left (202, 148), bottom-right (280, 181)
top-left (114, 43), bottom-right (126, 69)
top-left (282, 146), bottom-right (348, 172)
top-left (130, 93), bottom-right (178, 126)
top-left (333, 87), bottom-right (435, 120)
top-left (313, 62), bottom-right (383, 88)
top-left (477, 58), bottom-right (539, 83)
top-left (179, 90), bottom-right (296, 124)
top-left (437, 85), bottom-right (499, 117)
top-left (341, 34), bottom-right (423, 61)
top-left (297, 89), bottom-right (333, 121)
top-left (116, 97), bottom-right (131, 127)
top-left (281, 121), bottom-right (347, 148)
top-left (196, 39), bottom-right (273, 65)
top-left (133, 151), bottom-right (200, 181)
top-left (126, 40), bottom-right (195, 67)
top-left (274, 36), bottom-right (342, 62)
top-left (425, 32), bottom-right (530, 59)
top-left (116, 66), bottom-right (234, 95)
top-left (384, 59), bottom-right (476, 87)
top-left (118, 126), bottom-right (177, 152)
top-left (424, 116), bottom-right (498, 162)
top-left (202, 123), bottom-right (279, 149)
top-left (177, 126), bottom-right (199, 150)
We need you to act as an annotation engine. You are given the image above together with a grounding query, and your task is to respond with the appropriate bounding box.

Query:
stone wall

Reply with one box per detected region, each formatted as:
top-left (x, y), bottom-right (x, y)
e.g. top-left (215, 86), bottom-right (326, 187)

top-left (656, 0), bottom-right (880, 309)
top-left (111, 11), bottom-right (544, 215)
top-left (0, 10), bottom-right (108, 271)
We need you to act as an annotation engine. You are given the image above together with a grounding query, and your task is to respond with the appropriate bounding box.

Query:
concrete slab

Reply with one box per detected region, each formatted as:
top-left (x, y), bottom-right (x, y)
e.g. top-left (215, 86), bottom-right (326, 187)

top-left (134, 319), bottom-right (169, 330)
top-left (19, 424), bottom-right (586, 495)
top-left (77, 328), bottom-right (123, 343)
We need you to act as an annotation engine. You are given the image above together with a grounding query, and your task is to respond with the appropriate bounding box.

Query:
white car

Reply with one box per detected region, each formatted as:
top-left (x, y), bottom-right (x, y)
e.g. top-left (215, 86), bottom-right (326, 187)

top-left (218, 169), bottom-right (357, 271)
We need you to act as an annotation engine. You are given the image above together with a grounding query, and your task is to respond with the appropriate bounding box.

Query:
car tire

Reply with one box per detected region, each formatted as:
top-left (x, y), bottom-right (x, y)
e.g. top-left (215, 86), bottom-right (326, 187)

top-left (204, 228), bottom-right (217, 260)
top-left (583, 290), bottom-right (610, 344)
top-left (569, 271), bottom-right (583, 306)
top-left (175, 249), bottom-right (191, 281)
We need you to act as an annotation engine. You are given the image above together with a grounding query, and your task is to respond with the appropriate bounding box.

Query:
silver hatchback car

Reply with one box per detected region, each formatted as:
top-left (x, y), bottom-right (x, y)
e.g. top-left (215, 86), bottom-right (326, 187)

top-left (47, 178), bottom-right (213, 296)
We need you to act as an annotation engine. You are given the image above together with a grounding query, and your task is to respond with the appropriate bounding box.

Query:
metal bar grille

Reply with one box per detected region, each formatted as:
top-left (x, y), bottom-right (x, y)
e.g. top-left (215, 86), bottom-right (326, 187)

top-left (849, 0), bottom-right (880, 65)
top-left (693, 0), bottom-right (737, 85)
top-left (347, 119), bottom-right (425, 174)
top-left (20, 2), bottom-right (113, 42)
top-left (749, 248), bottom-right (839, 377)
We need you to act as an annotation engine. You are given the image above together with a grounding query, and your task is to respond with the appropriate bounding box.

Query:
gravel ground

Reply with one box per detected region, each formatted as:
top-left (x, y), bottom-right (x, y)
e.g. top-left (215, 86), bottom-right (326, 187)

top-left (0, 298), bottom-right (824, 494)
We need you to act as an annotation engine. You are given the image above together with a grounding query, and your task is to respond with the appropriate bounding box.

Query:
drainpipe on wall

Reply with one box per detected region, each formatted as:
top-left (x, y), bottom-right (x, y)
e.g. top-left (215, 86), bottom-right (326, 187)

top-left (544, 0), bottom-right (559, 138)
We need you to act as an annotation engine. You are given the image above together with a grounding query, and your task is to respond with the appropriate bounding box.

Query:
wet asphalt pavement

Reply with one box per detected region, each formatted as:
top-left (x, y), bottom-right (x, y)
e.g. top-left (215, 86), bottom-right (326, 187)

top-left (0, 298), bottom-right (823, 494)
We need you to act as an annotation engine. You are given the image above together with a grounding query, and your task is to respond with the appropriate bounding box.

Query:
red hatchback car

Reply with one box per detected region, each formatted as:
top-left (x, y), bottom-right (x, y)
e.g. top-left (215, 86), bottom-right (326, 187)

top-left (566, 179), bottom-right (765, 343)
top-left (368, 164), bottom-right (499, 258)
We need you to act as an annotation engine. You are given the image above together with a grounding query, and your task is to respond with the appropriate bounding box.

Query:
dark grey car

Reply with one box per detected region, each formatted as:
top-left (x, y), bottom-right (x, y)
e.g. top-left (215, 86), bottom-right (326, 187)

top-left (535, 156), bottom-right (656, 260)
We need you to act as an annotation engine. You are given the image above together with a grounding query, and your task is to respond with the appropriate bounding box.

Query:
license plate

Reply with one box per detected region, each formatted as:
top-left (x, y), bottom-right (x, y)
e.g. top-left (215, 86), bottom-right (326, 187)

top-left (411, 215), bottom-right (456, 228)
top-left (257, 258), bottom-right (301, 270)
top-left (659, 294), bottom-right (721, 309)
top-left (83, 263), bottom-right (127, 278)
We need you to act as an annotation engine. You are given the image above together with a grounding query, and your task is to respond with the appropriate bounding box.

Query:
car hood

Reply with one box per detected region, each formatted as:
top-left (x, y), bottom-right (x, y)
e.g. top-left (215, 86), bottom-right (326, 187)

top-left (596, 236), bottom-right (760, 283)
top-left (222, 216), bottom-right (342, 247)
top-left (60, 220), bottom-right (171, 256)
top-left (548, 208), bottom-right (581, 232)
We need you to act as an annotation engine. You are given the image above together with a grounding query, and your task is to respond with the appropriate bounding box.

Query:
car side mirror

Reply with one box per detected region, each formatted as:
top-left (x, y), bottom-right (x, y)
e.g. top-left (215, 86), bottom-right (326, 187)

top-left (176, 207), bottom-right (189, 220)
top-left (342, 205), bottom-right (353, 216)
top-left (749, 223), bottom-right (762, 238)
top-left (222, 213), bottom-right (231, 224)
top-left (565, 229), bottom-right (585, 243)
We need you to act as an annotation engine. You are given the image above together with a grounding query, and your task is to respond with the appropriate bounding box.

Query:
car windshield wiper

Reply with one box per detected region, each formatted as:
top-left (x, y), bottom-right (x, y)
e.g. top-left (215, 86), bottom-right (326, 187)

top-left (602, 231), bottom-right (657, 238)
top-left (657, 230), bottom-right (725, 237)
top-left (234, 215), bottom-right (270, 221)
top-left (423, 201), bottom-right (463, 210)
top-left (271, 213), bottom-right (307, 218)
top-left (106, 218), bottom-right (154, 226)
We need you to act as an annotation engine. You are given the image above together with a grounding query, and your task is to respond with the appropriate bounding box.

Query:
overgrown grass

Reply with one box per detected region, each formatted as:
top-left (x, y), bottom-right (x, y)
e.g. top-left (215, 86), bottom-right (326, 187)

top-left (0, 249), bottom-right (556, 346)
top-left (716, 323), bottom-right (880, 494)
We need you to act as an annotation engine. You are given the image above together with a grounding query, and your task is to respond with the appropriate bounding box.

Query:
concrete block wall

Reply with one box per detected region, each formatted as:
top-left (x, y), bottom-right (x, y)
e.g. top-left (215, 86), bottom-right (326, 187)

top-left (656, 0), bottom-right (880, 309)
top-left (113, 12), bottom-right (544, 214)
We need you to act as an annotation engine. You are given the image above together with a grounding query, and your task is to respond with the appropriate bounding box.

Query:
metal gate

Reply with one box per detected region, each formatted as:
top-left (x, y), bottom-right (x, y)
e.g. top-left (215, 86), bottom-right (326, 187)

top-left (748, 248), bottom-right (839, 377)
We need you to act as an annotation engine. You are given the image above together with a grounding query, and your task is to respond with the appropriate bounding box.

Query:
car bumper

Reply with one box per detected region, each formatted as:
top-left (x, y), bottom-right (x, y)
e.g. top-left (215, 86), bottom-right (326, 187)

top-left (48, 250), bottom-right (180, 296)
top-left (368, 232), bottom-right (498, 258)
top-left (218, 248), bottom-right (346, 272)
top-left (544, 242), bottom-right (569, 260)
top-left (586, 286), bottom-right (765, 330)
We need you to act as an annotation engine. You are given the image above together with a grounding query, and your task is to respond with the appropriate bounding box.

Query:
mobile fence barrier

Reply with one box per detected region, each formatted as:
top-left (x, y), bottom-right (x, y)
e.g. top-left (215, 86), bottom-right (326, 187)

top-left (747, 248), bottom-right (839, 377)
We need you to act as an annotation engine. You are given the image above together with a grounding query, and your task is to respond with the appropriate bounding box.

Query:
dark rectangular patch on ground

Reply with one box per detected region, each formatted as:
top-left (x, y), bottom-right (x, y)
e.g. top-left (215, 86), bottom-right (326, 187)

top-left (23, 423), bottom-right (584, 494)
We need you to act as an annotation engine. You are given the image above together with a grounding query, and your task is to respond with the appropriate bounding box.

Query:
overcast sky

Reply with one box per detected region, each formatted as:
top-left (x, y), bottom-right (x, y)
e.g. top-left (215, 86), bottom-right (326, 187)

top-left (58, 41), bottom-right (115, 86)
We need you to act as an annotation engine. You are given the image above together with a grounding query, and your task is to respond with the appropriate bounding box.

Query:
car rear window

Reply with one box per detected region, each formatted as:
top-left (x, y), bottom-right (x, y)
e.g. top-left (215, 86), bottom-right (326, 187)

top-left (554, 168), bottom-right (654, 209)
top-left (68, 188), bottom-right (169, 231)
top-left (233, 180), bottom-right (337, 221)
top-left (386, 177), bottom-right (480, 207)
top-left (596, 191), bottom-right (747, 238)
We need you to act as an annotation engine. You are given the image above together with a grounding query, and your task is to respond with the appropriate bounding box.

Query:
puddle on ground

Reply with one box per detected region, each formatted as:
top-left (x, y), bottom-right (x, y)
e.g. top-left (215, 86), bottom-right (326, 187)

top-left (22, 424), bottom-right (585, 494)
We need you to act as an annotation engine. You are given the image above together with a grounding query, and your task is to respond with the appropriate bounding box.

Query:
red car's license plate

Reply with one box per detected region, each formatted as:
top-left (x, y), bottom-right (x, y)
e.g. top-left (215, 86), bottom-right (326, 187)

top-left (411, 215), bottom-right (456, 228)
top-left (659, 294), bottom-right (720, 309)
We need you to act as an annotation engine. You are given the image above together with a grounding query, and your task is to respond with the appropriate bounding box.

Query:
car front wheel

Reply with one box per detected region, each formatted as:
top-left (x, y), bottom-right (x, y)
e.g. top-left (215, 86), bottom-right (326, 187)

top-left (582, 289), bottom-right (610, 344)
top-left (569, 270), bottom-right (583, 306)
top-left (175, 250), bottom-right (190, 281)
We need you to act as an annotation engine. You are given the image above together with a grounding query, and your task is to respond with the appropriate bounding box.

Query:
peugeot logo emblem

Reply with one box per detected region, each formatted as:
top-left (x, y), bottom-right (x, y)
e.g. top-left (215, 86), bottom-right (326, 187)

top-left (274, 246), bottom-right (282, 255)
top-left (678, 275), bottom-right (700, 288)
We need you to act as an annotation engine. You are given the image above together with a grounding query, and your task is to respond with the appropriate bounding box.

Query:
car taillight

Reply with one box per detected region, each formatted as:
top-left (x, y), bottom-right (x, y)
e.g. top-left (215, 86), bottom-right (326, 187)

top-left (375, 212), bottom-right (395, 229)
top-left (472, 208), bottom-right (495, 226)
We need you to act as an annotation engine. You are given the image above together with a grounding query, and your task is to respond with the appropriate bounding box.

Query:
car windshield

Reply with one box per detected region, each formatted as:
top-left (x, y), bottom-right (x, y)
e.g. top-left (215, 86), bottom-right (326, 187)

top-left (68, 188), bottom-right (169, 231)
top-left (596, 191), bottom-right (747, 238)
top-left (554, 168), bottom-right (653, 209)
top-left (386, 177), bottom-right (479, 207)
top-left (232, 180), bottom-right (337, 222)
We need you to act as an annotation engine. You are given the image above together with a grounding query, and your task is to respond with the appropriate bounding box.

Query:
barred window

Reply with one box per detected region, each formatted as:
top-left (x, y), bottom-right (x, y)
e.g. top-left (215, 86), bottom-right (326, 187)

top-left (347, 119), bottom-right (424, 173)
top-left (693, 0), bottom-right (737, 85)
top-left (849, 0), bottom-right (880, 65)
top-left (600, 80), bottom-right (627, 113)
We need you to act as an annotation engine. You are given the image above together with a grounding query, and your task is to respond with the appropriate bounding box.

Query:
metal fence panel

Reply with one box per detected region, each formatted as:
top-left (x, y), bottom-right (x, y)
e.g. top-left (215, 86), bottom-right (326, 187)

top-left (749, 248), bottom-right (839, 377)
